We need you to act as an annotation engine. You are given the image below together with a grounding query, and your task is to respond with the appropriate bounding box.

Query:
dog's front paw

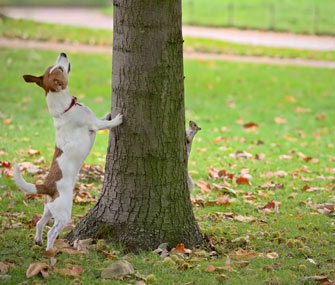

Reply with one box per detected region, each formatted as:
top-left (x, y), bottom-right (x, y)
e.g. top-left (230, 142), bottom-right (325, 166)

top-left (112, 113), bottom-right (123, 127)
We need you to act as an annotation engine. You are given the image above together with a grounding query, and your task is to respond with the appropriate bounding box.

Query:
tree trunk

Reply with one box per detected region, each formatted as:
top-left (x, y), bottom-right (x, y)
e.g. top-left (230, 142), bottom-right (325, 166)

top-left (67, 0), bottom-right (203, 251)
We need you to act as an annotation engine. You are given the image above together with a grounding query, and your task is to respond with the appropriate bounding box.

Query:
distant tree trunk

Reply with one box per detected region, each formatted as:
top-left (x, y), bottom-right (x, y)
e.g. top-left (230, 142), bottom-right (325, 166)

top-left (67, 0), bottom-right (203, 251)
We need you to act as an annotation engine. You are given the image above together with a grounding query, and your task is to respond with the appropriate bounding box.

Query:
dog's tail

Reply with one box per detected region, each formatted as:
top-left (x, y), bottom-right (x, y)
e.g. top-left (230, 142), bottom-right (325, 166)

top-left (13, 164), bottom-right (37, 194)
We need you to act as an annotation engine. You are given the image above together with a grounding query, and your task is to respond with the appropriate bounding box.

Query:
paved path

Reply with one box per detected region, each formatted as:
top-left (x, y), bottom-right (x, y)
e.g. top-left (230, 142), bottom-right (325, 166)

top-left (1, 7), bottom-right (335, 51)
top-left (1, 37), bottom-right (334, 69)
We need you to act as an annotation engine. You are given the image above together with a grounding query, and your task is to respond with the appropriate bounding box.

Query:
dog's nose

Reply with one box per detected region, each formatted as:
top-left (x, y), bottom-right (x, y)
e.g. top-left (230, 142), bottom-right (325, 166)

top-left (60, 52), bottom-right (67, 58)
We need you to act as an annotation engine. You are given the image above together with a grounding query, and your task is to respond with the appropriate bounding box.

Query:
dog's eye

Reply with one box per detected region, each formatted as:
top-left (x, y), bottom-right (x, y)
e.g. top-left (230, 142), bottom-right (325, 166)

top-left (58, 66), bottom-right (64, 72)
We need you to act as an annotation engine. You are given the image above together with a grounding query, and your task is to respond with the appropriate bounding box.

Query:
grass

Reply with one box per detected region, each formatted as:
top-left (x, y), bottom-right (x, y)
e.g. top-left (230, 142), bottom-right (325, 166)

top-left (103, 0), bottom-right (335, 35)
top-left (1, 16), bottom-right (335, 62)
top-left (1, 47), bottom-right (335, 284)
top-left (0, 0), bottom-right (109, 6)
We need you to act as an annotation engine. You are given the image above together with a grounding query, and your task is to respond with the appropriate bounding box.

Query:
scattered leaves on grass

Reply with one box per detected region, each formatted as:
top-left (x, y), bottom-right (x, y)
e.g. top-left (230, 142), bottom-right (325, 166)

top-left (308, 203), bottom-right (335, 216)
top-left (26, 263), bottom-right (49, 278)
top-left (197, 180), bottom-right (211, 193)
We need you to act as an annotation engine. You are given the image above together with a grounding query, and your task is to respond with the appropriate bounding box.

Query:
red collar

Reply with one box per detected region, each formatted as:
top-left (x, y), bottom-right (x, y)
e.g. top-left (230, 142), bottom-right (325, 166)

top-left (64, 97), bottom-right (77, 113)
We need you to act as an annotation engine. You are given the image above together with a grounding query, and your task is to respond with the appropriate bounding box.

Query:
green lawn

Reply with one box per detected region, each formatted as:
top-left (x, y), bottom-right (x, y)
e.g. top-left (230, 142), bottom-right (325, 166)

top-left (1, 16), bottom-right (335, 62)
top-left (1, 48), bottom-right (335, 284)
top-left (104, 0), bottom-right (335, 35)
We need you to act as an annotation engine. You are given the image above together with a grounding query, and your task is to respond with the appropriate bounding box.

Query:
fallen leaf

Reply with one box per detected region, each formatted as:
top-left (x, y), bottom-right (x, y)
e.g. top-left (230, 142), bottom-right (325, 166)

top-left (237, 261), bottom-right (249, 268)
top-left (243, 122), bottom-right (258, 129)
top-left (54, 265), bottom-right (84, 277)
top-left (217, 195), bottom-right (231, 206)
top-left (205, 265), bottom-right (216, 273)
top-left (236, 177), bottom-right (250, 185)
top-left (255, 153), bottom-right (265, 160)
top-left (26, 263), bottom-right (49, 278)
top-left (233, 215), bottom-right (256, 223)
top-left (28, 149), bottom-right (41, 157)
top-left (266, 252), bottom-right (279, 259)
top-left (42, 247), bottom-right (58, 257)
top-left (230, 150), bottom-right (252, 159)
top-left (197, 180), bottom-right (211, 193)
top-left (315, 113), bottom-right (326, 121)
top-left (303, 276), bottom-right (332, 284)
top-left (171, 243), bottom-right (185, 254)
top-left (50, 257), bottom-right (57, 267)
top-left (3, 118), bottom-right (12, 124)
top-left (1, 161), bottom-right (11, 168)
top-left (274, 117), bottom-right (286, 124)
top-left (218, 273), bottom-right (229, 279)
top-left (0, 262), bottom-right (9, 273)
top-left (228, 249), bottom-right (258, 260)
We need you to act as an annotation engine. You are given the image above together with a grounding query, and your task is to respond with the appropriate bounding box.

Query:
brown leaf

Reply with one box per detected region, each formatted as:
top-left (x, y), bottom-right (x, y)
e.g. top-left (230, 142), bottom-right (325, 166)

top-left (266, 252), bottom-right (279, 259)
top-left (34, 156), bottom-right (45, 164)
top-left (315, 113), bottom-right (326, 121)
top-left (255, 153), bottom-right (265, 160)
top-left (0, 262), bottom-right (9, 273)
top-left (171, 243), bottom-right (185, 254)
top-left (50, 257), bottom-right (57, 267)
top-left (54, 265), bottom-right (84, 277)
top-left (236, 177), bottom-right (250, 185)
top-left (228, 249), bottom-right (258, 260)
top-left (217, 195), bottom-right (231, 206)
top-left (230, 150), bottom-right (252, 159)
top-left (42, 247), bottom-right (58, 257)
top-left (3, 118), bottom-right (13, 124)
top-left (26, 263), bottom-right (49, 278)
top-left (263, 201), bottom-right (279, 210)
top-left (243, 122), bottom-right (258, 129)
top-left (196, 180), bottom-right (211, 193)
top-left (28, 149), bottom-right (41, 157)
top-left (205, 265), bottom-right (216, 273)
top-left (237, 261), bottom-right (249, 268)
top-left (274, 117), bottom-right (286, 124)
top-left (303, 276), bottom-right (332, 284)
top-left (218, 273), bottom-right (229, 279)
top-left (1, 161), bottom-right (11, 168)
top-left (233, 215), bottom-right (256, 223)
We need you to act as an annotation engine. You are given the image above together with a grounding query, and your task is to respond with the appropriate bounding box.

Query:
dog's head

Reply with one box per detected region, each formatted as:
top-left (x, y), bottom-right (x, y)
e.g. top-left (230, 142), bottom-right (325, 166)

top-left (23, 52), bottom-right (71, 95)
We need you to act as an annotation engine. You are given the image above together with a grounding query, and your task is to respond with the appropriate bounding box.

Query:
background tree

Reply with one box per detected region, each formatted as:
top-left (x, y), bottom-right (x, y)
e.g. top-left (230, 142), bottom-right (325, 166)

top-left (67, 0), bottom-right (203, 251)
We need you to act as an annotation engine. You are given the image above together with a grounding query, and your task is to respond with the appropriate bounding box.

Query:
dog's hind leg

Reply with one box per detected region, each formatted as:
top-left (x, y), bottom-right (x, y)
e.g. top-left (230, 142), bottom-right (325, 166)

top-left (46, 216), bottom-right (70, 251)
top-left (35, 206), bottom-right (52, 246)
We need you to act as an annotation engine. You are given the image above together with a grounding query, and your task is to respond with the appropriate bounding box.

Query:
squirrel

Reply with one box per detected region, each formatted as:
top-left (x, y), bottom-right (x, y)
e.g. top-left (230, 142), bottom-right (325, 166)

top-left (186, 120), bottom-right (201, 192)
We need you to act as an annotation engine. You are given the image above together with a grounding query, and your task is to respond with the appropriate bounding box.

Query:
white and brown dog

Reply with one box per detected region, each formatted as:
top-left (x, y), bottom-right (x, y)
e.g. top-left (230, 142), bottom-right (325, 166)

top-left (14, 53), bottom-right (122, 251)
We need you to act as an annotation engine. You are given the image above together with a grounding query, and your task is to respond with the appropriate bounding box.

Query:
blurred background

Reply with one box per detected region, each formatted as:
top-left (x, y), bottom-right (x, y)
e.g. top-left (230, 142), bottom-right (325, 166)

top-left (0, 0), bottom-right (335, 35)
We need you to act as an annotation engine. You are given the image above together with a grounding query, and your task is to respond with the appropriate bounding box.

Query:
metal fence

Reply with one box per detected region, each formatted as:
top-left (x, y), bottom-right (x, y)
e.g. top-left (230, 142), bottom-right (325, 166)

top-left (183, 1), bottom-right (335, 35)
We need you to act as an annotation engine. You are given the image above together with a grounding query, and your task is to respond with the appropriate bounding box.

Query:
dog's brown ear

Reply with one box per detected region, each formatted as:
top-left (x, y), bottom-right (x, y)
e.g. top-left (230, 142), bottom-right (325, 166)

top-left (23, 75), bottom-right (43, 88)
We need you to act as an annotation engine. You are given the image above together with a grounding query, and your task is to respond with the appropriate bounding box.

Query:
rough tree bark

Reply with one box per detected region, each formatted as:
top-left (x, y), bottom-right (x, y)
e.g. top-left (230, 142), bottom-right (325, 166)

top-left (67, 0), bottom-right (203, 251)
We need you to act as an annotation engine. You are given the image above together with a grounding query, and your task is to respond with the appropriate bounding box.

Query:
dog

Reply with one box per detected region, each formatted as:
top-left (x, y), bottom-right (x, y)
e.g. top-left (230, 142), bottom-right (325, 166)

top-left (13, 52), bottom-right (123, 251)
